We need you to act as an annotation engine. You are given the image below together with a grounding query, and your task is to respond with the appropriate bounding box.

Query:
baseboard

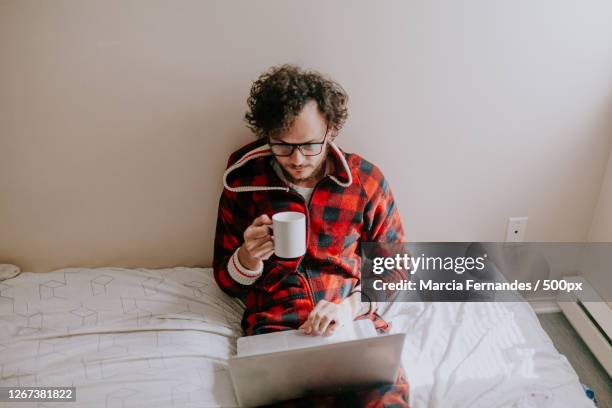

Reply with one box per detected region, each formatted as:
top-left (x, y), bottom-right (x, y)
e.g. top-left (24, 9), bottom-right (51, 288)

top-left (557, 276), bottom-right (612, 377)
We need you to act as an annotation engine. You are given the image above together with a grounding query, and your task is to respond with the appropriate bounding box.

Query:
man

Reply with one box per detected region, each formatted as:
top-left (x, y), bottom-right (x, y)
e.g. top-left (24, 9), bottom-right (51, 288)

top-left (213, 65), bottom-right (409, 407)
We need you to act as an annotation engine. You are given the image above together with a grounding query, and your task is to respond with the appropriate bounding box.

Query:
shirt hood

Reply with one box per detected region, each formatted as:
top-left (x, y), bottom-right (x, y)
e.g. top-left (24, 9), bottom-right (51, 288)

top-left (223, 139), bottom-right (353, 193)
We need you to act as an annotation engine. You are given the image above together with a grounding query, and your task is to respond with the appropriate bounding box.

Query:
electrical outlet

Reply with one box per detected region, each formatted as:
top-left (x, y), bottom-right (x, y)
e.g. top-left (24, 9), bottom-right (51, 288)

top-left (506, 217), bottom-right (528, 242)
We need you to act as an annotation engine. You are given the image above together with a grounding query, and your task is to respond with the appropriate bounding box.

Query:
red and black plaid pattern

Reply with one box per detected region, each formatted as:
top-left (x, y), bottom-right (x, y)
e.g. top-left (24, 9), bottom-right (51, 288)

top-left (213, 139), bottom-right (405, 335)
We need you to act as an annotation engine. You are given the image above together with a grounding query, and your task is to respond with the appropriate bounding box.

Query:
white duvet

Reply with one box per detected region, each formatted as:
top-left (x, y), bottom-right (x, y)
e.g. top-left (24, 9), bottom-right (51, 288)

top-left (0, 267), bottom-right (593, 407)
top-left (386, 302), bottom-right (594, 408)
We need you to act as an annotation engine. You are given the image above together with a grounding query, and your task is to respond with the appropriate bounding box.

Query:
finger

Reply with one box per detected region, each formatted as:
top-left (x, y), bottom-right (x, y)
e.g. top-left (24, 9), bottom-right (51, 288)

top-left (302, 300), bottom-right (328, 334)
top-left (245, 225), bottom-right (273, 240)
top-left (252, 214), bottom-right (273, 227)
top-left (299, 317), bottom-right (315, 334)
top-left (323, 322), bottom-right (337, 337)
top-left (315, 315), bottom-right (333, 335)
top-left (305, 310), bottom-right (322, 333)
top-left (316, 303), bottom-right (337, 333)
top-left (249, 241), bottom-right (274, 258)
top-left (260, 248), bottom-right (275, 260)
top-left (309, 313), bottom-right (325, 335)
top-left (250, 241), bottom-right (274, 259)
top-left (301, 316), bottom-right (316, 335)
top-left (244, 235), bottom-right (273, 251)
top-left (304, 312), bottom-right (317, 334)
top-left (244, 247), bottom-right (273, 264)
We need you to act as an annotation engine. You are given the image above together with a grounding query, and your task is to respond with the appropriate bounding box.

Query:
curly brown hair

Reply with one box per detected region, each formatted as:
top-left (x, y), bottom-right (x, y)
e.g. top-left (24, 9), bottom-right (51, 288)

top-left (245, 64), bottom-right (349, 139)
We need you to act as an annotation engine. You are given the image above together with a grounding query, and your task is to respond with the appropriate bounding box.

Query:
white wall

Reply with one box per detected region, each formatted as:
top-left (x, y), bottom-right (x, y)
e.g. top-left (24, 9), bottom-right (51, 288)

top-left (376, 0), bottom-right (612, 242)
top-left (1, 0), bottom-right (612, 272)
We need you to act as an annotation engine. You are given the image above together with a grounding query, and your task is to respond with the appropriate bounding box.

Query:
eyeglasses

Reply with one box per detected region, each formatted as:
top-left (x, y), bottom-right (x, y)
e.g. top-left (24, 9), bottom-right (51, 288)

top-left (268, 127), bottom-right (328, 157)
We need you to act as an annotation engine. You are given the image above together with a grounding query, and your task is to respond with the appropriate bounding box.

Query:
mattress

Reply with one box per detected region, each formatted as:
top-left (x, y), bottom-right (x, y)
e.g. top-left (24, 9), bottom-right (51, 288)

top-left (0, 267), bottom-right (594, 407)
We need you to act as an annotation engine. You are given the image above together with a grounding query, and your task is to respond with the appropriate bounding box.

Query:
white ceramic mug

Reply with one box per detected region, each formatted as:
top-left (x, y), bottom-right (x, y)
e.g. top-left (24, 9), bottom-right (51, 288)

top-left (272, 211), bottom-right (306, 258)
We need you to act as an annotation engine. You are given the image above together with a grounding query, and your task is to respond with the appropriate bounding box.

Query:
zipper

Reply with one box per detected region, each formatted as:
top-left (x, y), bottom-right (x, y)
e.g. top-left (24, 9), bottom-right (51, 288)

top-left (286, 176), bottom-right (326, 309)
top-left (285, 189), bottom-right (315, 308)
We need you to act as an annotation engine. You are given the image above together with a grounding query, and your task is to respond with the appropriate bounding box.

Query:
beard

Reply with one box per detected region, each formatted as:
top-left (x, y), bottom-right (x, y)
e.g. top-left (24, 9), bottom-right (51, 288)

top-left (280, 155), bottom-right (328, 186)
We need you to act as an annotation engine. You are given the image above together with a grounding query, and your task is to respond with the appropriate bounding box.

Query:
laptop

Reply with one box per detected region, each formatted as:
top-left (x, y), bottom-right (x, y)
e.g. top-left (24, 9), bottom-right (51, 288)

top-left (228, 328), bottom-right (405, 407)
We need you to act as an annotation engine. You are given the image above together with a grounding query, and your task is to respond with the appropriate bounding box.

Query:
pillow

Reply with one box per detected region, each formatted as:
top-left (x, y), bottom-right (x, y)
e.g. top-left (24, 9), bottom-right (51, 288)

top-left (0, 264), bottom-right (20, 281)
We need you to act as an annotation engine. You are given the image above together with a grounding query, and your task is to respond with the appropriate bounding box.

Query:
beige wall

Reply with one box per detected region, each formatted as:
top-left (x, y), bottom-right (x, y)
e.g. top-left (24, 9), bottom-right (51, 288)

top-left (582, 146), bottom-right (612, 298)
top-left (1, 0), bottom-right (612, 272)
top-left (589, 146), bottom-right (612, 242)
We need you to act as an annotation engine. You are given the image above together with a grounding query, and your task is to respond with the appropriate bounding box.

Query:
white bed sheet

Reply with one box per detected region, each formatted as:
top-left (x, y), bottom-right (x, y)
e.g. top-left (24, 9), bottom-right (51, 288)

top-left (0, 267), bottom-right (594, 407)
top-left (386, 301), bottom-right (595, 408)
top-left (0, 267), bottom-right (243, 407)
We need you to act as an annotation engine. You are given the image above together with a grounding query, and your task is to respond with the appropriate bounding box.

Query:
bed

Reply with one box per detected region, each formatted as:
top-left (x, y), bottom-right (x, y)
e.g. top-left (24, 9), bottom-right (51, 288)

top-left (0, 267), bottom-right (595, 407)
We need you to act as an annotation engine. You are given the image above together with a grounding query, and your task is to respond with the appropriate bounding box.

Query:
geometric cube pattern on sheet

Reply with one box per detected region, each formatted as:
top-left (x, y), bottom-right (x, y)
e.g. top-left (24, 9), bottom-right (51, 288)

top-left (0, 267), bottom-right (244, 407)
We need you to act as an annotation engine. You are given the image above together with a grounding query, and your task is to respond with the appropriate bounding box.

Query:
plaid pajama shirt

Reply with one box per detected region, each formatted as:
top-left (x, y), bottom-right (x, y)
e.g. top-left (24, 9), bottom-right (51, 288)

top-left (213, 138), bottom-right (409, 407)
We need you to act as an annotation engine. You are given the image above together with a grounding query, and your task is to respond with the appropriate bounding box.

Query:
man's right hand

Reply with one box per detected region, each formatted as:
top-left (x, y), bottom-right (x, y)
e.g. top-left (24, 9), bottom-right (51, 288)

top-left (237, 214), bottom-right (274, 270)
